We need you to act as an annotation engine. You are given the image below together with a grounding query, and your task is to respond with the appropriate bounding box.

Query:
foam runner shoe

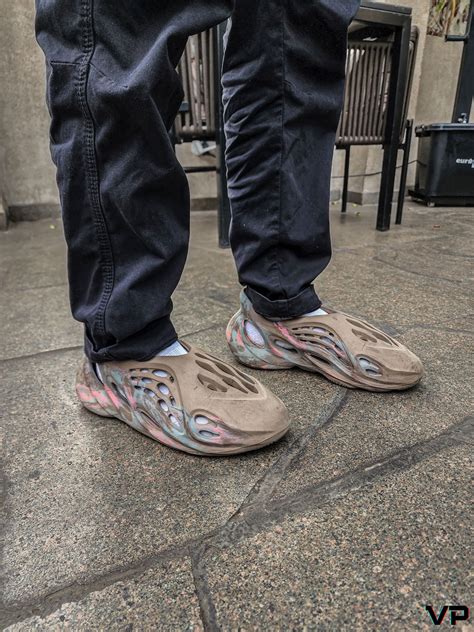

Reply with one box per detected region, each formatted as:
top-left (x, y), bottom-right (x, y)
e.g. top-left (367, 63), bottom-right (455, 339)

top-left (227, 291), bottom-right (423, 392)
top-left (76, 342), bottom-right (289, 456)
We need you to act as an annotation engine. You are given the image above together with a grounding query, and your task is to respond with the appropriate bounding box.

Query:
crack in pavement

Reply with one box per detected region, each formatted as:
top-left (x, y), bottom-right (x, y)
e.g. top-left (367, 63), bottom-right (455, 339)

top-left (399, 322), bottom-right (474, 336)
top-left (0, 345), bottom-right (83, 364)
top-left (233, 390), bottom-right (349, 515)
top-left (188, 389), bottom-right (349, 630)
top-left (201, 415), bottom-right (473, 553)
top-left (0, 321), bottom-right (228, 365)
top-left (372, 255), bottom-right (469, 287)
top-left (191, 546), bottom-right (221, 632)
top-left (2, 416), bottom-right (471, 629)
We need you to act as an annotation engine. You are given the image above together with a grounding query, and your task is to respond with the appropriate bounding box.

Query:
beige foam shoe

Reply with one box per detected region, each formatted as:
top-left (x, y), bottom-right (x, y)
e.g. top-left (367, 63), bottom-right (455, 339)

top-left (76, 342), bottom-right (289, 456)
top-left (227, 291), bottom-right (423, 392)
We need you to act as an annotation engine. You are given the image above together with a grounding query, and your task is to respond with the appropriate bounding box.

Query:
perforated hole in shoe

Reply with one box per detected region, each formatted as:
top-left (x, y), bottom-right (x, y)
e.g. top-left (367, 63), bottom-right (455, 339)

top-left (352, 329), bottom-right (378, 343)
top-left (243, 320), bottom-right (265, 347)
top-left (111, 382), bottom-right (128, 404)
top-left (221, 376), bottom-right (247, 393)
top-left (274, 339), bottom-right (296, 351)
top-left (197, 375), bottom-right (227, 392)
top-left (195, 415), bottom-right (211, 425)
top-left (213, 361), bottom-right (235, 375)
top-left (313, 327), bottom-right (331, 335)
top-left (158, 383), bottom-right (170, 396)
top-left (320, 336), bottom-right (335, 346)
top-left (127, 367), bottom-right (180, 419)
top-left (199, 429), bottom-right (219, 440)
top-left (153, 369), bottom-right (169, 378)
top-left (346, 318), bottom-right (394, 345)
top-left (359, 357), bottom-right (382, 376)
top-left (168, 414), bottom-right (180, 428)
top-left (289, 324), bottom-right (351, 363)
top-left (195, 357), bottom-right (259, 395)
top-left (232, 367), bottom-right (258, 389)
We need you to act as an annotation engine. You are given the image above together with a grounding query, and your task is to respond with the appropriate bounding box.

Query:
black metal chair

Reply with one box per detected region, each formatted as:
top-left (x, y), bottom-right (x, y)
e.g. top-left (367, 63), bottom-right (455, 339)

top-left (174, 30), bottom-right (217, 145)
top-left (171, 26), bottom-right (230, 246)
top-left (337, 25), bottom-right (419, 225)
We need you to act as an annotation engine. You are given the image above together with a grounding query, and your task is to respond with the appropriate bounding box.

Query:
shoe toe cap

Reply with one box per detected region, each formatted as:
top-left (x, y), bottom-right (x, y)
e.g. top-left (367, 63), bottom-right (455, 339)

top-left (198, 386), bottom-right (290, 450)
top-left (359, 344), bottom-right (424, 388)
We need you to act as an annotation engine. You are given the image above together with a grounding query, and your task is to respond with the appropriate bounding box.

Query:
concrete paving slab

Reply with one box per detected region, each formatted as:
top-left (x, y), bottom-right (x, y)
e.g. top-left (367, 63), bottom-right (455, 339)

top-left (2, 204), bottom-right (472, 629)
top-left (0, 285), bottom-right (82, 360)
top-left (0, 219), bottom-right (65, 252)
top-left (1, 347), bottom-right (297, 607)
top-left (1, 318), bottom-right (342, 608)
top-left (316, 249), bottom-right (472, 330)
top-left (4, 558), bottom-right (202, 631)
top-left (373, 236), bottom-right (472, 286)
top-left (0, 220), bottom-right (67, 292)
top-left (204, 445), bottom-right (472, 630)
top-left (273, 326), bottom-right (473, 499)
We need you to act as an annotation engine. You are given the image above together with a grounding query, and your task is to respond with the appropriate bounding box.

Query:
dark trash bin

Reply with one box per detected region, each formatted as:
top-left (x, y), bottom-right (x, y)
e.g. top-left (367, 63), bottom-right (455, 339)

top-left (410, 123), bottom-right (474, 206)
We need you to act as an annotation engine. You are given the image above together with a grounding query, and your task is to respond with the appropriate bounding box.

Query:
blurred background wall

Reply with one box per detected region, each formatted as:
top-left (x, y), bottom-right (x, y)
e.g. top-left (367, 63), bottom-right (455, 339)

top-left (0, 0), bottom-right (464, 225)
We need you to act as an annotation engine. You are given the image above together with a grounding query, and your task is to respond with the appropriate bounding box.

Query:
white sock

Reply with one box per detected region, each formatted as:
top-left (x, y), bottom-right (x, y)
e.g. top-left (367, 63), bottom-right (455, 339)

top-left (94, 363), bottom-right (104, 384)
top-left (303, 307), bottom-right (328, 317)
top-left (92, 341), bottom-right (188, 383)
top-left (158, 340), bottom-right (188, 357)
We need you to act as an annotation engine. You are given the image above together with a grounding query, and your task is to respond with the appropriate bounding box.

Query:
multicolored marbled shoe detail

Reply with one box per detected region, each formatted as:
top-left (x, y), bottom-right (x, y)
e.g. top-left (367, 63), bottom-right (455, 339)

top-left (227, 291), bottom-right (423, 392)
top-left (76, 344), bottom-right (289, 456)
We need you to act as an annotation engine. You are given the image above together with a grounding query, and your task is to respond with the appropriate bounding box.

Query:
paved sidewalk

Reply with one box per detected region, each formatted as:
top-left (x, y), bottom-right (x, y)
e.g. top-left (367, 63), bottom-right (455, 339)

top-left (1, 204), bottom-right (472, 630)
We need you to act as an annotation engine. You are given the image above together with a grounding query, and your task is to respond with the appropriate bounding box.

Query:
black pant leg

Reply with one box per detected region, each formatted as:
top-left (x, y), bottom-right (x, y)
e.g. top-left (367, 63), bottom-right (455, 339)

top-left (223, 0), bottom-right (360, 319)
top-left (35, 0), bottom-right (233, 361)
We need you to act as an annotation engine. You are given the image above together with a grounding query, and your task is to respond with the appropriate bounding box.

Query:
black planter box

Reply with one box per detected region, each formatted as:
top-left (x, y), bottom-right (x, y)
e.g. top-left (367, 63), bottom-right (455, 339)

top-left (410, 123), bottom-right (474, 206)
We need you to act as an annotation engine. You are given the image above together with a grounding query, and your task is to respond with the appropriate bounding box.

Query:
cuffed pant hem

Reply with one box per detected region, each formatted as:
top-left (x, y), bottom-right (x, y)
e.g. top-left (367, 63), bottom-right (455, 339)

top-left (85, 317), bottom-right (178, 363)
top-left (245, 285), bottom-right (321, 321)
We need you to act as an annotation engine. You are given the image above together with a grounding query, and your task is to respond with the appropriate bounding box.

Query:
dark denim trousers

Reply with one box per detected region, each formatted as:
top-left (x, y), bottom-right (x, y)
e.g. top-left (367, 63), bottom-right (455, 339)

top-left (35, 0), bottom-right (360, 362)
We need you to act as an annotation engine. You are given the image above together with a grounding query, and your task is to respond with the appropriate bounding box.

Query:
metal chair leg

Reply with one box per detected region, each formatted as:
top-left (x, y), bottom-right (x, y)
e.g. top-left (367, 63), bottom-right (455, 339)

top-left (396, 119), bottom-right (413, 225)
top-left (376, 20), bottom-right (411, 231)
top-left (341, 146), bottom-right (350, 213)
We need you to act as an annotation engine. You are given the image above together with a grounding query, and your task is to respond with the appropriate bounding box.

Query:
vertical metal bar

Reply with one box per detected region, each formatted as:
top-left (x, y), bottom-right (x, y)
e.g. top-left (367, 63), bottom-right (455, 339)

top-left (185, 36), bottom-right (197, 132)
top-left (376, 17), bottom-right (411, 231)
top-left (341, 146), bottom-right (351, 213)
top-left (201, 31), bottom-right (211, 134)
top-left (209, 31), bottom-right (216, 135)
top-left (341, 44), bottom-right (354, 140)
top-left (377, 44), bottom-right (391, 140)
top-left (452, 3), bottom-right (474, 122)
top-left (368, 44), bottom-right (382, 142)
top-left (395, 118), bottom-right (413, 225)
top-left (194, 34), bottom-right (203, 134)
top-left (360, 44), bottom-right (371, 140)
top-left (348, 44), bottom-right (359, 143)
top-left (360, 45), bottom-right (370, 139)
top-left (180, 55), bottom-right (191, 131)
top-left (353, 45), bottom-right (361, 141)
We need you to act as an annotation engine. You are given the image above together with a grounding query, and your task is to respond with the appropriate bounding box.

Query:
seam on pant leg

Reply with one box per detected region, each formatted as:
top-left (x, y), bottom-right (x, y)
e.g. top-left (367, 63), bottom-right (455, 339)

top-left (76, 0), bottom-right (115, 344)
top-left (275, 0), bottom-right (286, 304)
